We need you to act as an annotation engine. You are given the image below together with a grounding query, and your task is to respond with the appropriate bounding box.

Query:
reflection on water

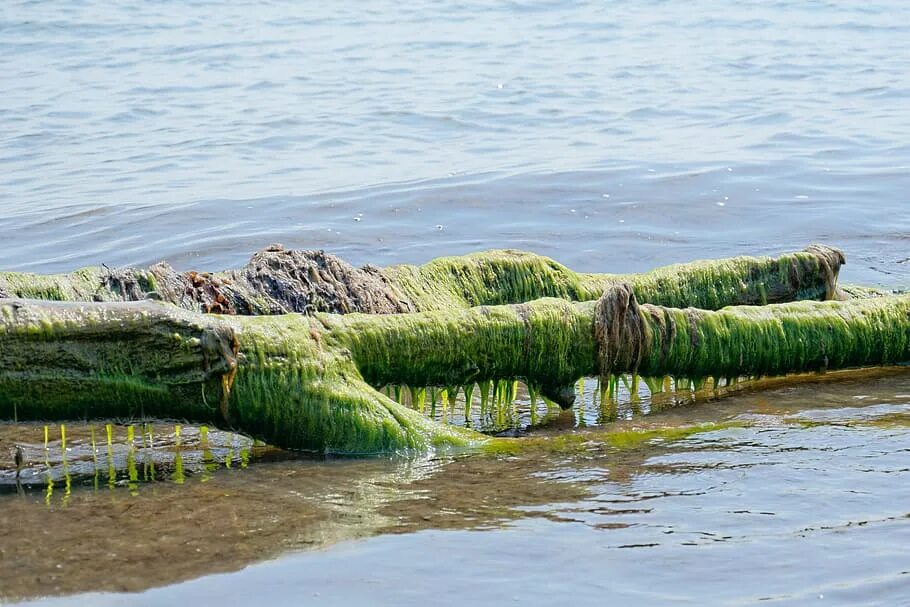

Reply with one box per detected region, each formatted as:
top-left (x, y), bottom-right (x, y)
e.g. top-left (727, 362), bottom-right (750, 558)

top-left (0, 423), bottom-right (284, 499)
top-left (386, 368), bottom-right (910, 433)
top-left (3, 370), bottom-right (910, 604)
top-left (4, 368), bottom-right (892, 498)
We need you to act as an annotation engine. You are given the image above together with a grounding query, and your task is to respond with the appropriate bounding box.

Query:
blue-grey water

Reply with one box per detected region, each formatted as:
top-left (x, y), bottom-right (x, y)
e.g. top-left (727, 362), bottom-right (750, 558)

top-left (1, 0), bottom-right (910, 605)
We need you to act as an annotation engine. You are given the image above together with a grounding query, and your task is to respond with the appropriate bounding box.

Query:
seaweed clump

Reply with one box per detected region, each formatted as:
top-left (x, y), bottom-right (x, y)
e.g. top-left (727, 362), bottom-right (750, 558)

top-left (213, 245), bottom-right (411, 315)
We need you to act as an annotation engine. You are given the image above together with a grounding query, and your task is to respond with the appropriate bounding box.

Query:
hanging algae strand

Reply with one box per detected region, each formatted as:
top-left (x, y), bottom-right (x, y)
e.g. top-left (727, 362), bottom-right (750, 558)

top-left (0, 244), bottom-right (846, 315)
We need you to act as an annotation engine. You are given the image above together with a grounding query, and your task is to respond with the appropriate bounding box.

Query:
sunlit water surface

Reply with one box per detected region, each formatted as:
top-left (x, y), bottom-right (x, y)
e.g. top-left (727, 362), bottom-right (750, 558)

top-left (1, 0), bottom-right (910, 604)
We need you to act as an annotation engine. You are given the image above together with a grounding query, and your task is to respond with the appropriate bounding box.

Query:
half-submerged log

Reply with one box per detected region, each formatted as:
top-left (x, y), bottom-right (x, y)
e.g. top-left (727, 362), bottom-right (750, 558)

top-left (0, 245), bottom-right (844, 314)
top-left (2, 286), bottom-right (908, 454)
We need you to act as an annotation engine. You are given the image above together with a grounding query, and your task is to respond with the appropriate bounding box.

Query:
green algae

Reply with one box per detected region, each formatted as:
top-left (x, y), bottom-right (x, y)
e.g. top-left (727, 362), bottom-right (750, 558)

top-left (602, 423), bottom-right (730, 450)
top-left (484, 421), bottom-right (742, 456)
top-left (382, 250), bottom-right (587, 311)
top-left (223, 313), bottom-right (483, 453)
top-left (0, 270), bottom-right (92, 301)
top-left (594, 284), bottom-right (910, 381)
top-left (0, 299), bottom-right (483, 453)
top-left (382, 245), bottom-right (845, 312)
top-left (642, 295), bottom-right (910, 379)
top-left (642, 375), bottom-right (664, 394)
top-left (334, 297), bottom-right (597, 401)
top-left (462, 383), bottom-right (475, 425)
top-left (0, 267), bottom-right (165, 303)
top-left (0, 301), bottom-right (231, 423)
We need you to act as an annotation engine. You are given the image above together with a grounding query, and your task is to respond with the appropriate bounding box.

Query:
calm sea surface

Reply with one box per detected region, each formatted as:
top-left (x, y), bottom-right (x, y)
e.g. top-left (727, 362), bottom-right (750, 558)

top-left (1, 0), bottom-right (910, 605)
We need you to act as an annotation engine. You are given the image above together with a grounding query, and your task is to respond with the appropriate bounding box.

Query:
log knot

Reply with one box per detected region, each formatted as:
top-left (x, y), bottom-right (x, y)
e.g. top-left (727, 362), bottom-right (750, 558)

top-left (594, 284), bottom-right (649, 376)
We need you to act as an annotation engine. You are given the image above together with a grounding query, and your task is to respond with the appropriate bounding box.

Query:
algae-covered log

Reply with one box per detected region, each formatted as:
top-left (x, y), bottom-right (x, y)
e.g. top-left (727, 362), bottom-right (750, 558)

top-left (387, 243), bottom-right (844, 311)
top-left (0, 296), bottom-right (599, 452)
top-left (3, 285), bottom-right (910, 453)
top-left (0, 299), bottom-right (480, 453)
top-left (595, 284), bottom-right (910, 380)
top-left (0, 244), bottom-right (844, 315)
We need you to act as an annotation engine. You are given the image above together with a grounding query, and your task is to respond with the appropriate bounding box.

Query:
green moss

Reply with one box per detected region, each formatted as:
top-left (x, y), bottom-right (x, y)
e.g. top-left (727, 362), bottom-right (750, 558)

top-left (0, 301), bottom-right (228, 423)
top-left (383, 245), bottom-right (845, 312)
top-left (382, 250), bottom-right (586, 311)
top-left (224, 313), bottom-right (483, 453)
top-left (0, 246), bottom-right (847, 321)
top-left (0, 268), bottom-right (108, 302)
top-left (583, 245), bottom-right (844, 309)
top-left (0, 300), bottom-right (484, 454)
top-left (333, 297), bottom-right (597, 393)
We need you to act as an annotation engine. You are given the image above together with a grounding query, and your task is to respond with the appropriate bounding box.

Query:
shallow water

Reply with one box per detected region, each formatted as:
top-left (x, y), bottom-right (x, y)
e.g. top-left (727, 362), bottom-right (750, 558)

top-left (5, 372), bottom-right (910, 605)
top-left (2, 0), bottom-right (910, 604)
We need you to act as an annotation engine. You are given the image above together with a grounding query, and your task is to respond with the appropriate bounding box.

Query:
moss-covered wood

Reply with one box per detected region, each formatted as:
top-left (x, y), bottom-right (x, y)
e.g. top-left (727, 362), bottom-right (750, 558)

top-left (387, 243), bottom-right (844, 311)
top-left (0, 244), bottom-right (845, 315)
top-left (0, 299), bottom-right (477, 454)
top-left (2, 283), bottom-right (909, 453)
top-left (595, 284), bottom-right (910, 380)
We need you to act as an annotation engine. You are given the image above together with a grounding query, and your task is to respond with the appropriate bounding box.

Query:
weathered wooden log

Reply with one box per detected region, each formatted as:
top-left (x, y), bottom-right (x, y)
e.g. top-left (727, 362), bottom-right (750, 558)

top-left (0, 244), bottom-right (845, 314)
top-left (2, 284), bottom-right (908, 454)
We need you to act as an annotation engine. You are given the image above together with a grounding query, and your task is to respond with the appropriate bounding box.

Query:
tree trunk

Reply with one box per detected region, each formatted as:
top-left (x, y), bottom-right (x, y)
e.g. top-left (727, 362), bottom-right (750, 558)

top-left (2, 285), bottom-right (908, 453)
top-left (0, 244), bottom-right (845, 314)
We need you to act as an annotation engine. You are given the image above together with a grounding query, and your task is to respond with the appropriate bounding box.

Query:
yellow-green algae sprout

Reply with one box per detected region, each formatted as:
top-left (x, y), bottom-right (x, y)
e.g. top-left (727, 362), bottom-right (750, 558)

top-left (0, 244), bottom-right (845, 314)
top-left (2, 280), bottom-right (910, 453)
